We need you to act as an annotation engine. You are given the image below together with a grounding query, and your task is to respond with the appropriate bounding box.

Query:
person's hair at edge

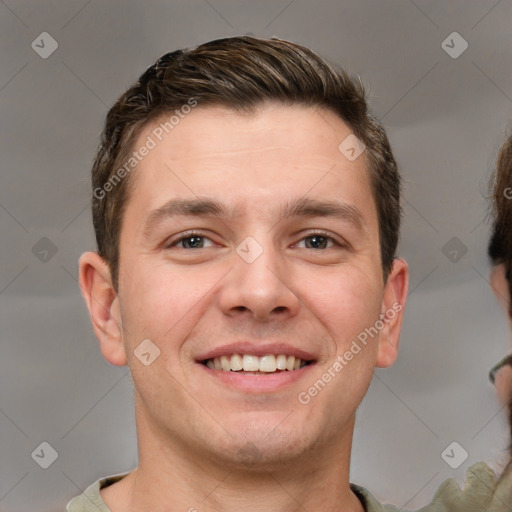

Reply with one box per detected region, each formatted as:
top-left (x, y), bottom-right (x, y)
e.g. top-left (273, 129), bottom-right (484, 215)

top-left (488, 130), bottom-right (512, 478)
top-left (90, 35), bottom-right (401, 294)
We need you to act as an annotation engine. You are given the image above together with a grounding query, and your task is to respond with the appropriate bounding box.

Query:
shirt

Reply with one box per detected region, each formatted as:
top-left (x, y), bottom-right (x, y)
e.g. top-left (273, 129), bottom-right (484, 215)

top-left (65, 462), bottom-right (512, 512)
top-left (66, 474), bottom-right (399, 512)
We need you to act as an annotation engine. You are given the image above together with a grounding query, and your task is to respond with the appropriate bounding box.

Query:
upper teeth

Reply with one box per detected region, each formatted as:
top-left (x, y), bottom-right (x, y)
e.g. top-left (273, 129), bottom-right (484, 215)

top-left (205, 354), bottom-right (308, 372)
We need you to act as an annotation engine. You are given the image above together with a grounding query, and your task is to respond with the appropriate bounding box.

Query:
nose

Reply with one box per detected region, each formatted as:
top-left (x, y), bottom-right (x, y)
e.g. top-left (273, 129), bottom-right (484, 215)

top-left (218, 239), bottom-right (300, 322)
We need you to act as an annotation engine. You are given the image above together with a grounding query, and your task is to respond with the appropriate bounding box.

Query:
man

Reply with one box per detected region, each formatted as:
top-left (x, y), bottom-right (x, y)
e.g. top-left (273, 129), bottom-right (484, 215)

top-left (68, 36), bottom-right (409, 512)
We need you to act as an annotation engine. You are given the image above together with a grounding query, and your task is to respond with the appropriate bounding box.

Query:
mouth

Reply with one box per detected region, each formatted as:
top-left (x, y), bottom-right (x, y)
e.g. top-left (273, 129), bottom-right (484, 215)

top-left (195, 343), bottom-right (317, 392)
top-left (201, 354), bottom-right (314, 374)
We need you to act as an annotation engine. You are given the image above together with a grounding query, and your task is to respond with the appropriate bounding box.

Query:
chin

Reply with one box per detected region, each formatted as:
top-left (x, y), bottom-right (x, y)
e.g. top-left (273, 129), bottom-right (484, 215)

top-left (230, 441), bottom-right (310, 472)
top-left (201, 423), bottom-right (314, 471)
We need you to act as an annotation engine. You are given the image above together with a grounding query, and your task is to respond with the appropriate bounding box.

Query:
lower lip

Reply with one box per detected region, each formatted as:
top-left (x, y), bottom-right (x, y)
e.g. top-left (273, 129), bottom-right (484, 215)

top-left (197, 363), bottom-right (315, 393)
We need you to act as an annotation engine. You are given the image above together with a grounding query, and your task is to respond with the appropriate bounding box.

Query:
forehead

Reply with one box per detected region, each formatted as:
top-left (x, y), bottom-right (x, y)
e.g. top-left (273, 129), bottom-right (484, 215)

top-left (124, 103), bottom-right (376, 227)
top-left (143, 103), bottom-right (356, 166)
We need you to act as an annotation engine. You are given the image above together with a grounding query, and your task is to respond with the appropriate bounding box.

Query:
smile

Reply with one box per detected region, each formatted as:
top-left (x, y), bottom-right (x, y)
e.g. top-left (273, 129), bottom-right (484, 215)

top-left (203, 354), bottom-right (312, 373)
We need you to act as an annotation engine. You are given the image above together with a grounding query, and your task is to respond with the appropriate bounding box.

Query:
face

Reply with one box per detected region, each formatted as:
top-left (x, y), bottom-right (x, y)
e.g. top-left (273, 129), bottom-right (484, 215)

top-left (490, 264), bottom-right (512, 406)
top-left (80, 103), bottom-right (408, 470)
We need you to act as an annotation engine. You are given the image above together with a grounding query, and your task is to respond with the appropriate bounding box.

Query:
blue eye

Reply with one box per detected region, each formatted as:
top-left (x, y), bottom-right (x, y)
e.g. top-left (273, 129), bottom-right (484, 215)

top-left (165, 232), bottom-right (343, 251)
top-left (297, 234), bottom-right (336, 249)
top-left (167, 234), bottom-right (215, 249)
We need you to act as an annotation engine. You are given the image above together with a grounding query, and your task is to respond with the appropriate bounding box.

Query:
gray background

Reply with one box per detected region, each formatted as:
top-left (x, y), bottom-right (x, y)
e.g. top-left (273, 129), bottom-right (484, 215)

top-left (1, 1), bottom-right (512, 510)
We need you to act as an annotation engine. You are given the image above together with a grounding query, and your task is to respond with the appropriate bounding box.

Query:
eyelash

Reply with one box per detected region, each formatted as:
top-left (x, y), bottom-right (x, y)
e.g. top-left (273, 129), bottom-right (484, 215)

top-left (165, 231), bottom-right (345, 249)
top-left (165, 231), bottom-right (215, 249)
top-left (295, 230), bottom-right (344, 249)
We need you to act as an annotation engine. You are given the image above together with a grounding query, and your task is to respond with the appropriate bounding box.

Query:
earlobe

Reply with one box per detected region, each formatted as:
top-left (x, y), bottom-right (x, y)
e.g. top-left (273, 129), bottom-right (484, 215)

top-left (78, 251), bottom-right (127, 366)
top-left (375, 258), bottom-right (409, 368)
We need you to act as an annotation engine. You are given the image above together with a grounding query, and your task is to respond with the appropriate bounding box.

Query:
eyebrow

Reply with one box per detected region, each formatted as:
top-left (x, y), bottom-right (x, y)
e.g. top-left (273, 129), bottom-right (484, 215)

top-left (142, 198), bottom-right (238, 238)
top-left (142, 196), bottom-right (365, 238)
top-left (277, 197), bottom-right (364, 229)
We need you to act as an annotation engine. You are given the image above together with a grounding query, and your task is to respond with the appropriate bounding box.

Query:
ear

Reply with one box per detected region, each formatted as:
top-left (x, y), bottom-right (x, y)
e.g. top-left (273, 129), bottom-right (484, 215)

top-left (490, 264), bottom-right (510, 315)
top-left (78, 251), bottom-right (127, 366)
top-left (375, 258), bottom-right (409, 368)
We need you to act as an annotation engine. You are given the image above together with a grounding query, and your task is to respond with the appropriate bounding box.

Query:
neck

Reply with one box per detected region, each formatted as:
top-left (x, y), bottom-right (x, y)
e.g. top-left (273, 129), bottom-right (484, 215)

top-left (101, 409), bottom-right (364, 512)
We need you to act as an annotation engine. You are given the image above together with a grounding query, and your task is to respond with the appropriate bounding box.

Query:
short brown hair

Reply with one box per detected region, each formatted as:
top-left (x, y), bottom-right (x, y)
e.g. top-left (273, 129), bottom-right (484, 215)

top-left (90, 36), bottom-right (401, 291)
top-left (489, 131), bottom-right (512, 316)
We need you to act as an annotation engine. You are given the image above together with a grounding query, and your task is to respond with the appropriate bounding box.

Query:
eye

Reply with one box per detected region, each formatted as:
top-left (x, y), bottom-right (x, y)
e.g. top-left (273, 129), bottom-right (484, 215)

top-left (296, 233), bottom-right (337, 249)
top-left (166, 233), bottom-right (215, 249)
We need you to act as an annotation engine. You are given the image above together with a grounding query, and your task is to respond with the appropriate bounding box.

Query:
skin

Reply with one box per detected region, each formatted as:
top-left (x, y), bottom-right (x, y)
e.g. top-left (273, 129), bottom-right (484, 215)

top-left (490, 264), bottom-right (512, 407)
top-left (79, 103), bottom-right (409, 512)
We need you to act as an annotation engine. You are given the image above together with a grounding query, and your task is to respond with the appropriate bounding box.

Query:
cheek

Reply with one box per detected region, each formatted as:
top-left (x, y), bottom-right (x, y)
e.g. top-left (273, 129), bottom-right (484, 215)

top-left (120, 260), bottom-right (220, 342)
top-left (495, 366), bottom-right (512, 406)
top-left (295, 265), bottom-right (383, 346)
